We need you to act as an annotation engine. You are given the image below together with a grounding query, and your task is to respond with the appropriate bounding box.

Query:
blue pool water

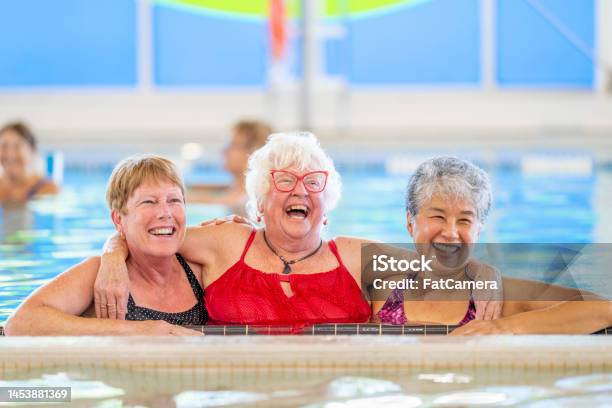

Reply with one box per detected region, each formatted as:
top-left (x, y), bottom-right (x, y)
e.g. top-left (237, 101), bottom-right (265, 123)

top-left (0, 158), bottom-right (609, 323)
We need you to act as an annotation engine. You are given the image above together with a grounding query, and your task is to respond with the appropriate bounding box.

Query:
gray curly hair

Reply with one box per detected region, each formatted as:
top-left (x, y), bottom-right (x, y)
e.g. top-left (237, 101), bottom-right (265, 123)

top-left (405, 156), bottom-right (492, 225)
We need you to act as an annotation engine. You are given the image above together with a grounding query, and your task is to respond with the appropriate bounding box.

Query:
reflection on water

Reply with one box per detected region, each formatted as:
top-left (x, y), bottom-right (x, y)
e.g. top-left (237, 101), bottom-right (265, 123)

top-left (1, 202), bottom-right (34, 241)
top-left (0, 372), bottom-right (125, 403)
top-left (0, 371), bottom-right (610, 407)
top-left (555, 373), bottom-right (612, 392)
top-left (174, 391), bottom-right (267, 407)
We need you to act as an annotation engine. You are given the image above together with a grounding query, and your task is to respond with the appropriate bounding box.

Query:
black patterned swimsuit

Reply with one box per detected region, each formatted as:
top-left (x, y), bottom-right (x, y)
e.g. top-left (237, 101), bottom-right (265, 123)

top-left (126, 254), bottom-right (208, 325)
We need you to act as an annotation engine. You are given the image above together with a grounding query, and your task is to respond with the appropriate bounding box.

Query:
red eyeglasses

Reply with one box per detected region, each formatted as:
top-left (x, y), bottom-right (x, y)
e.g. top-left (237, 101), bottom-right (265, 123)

top-left (270, 170), bottom-right (328, 193)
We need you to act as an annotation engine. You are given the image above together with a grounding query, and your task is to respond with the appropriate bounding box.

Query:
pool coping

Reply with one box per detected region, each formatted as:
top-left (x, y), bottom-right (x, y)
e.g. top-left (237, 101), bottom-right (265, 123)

top-left (1, 335), bottom-right (610, 372)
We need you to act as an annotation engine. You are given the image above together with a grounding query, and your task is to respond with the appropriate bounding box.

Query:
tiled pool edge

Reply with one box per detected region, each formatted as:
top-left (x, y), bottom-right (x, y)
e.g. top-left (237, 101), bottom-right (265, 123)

top-left (0, 336), bottom-right (610, 373)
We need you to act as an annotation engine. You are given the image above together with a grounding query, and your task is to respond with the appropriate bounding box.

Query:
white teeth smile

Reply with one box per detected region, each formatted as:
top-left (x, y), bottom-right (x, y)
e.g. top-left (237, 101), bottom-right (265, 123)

top-left (285, 204), bottom-right (309, 219)
top-left (432, 243), bottom-right (461, 254)
top-left (149, 227), bottom-right (174, 236)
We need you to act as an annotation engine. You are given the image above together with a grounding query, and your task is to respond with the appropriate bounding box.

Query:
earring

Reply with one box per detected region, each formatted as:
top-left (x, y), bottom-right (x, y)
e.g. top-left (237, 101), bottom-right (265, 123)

top-left (323, 218), bottom-right (328, 226)
top-left (257, 215), bottom-right (262, 223)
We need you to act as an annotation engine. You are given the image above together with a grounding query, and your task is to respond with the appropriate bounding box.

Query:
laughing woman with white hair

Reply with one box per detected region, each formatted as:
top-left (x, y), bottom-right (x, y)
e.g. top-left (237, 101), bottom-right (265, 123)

top-left (96, 133), bottom-right (369, 325)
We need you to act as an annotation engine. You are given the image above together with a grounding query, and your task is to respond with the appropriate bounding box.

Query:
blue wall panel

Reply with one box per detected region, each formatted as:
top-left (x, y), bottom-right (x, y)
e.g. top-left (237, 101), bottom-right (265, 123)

top-left (344, 0), bottom-right (481, 85)
top-left (0, 0), bottom-right (596, 89)
top-left (497, 0), bottom-right (594, 87)
top-left (0, 0), bottom-right (137, 87)
top-left (153, 5), bottom-right (268, 86)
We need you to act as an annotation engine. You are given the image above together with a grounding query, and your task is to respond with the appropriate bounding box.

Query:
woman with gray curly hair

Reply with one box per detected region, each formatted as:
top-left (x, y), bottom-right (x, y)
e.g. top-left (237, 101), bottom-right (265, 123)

top-left (406, 156), bottom-right (492, 226)
top-left (375, 156), bottom-right (611, 334)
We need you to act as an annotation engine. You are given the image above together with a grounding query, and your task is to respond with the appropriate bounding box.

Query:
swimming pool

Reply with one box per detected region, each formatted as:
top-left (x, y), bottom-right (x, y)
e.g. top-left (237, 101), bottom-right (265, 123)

top-left (0, 151), bottom-right (610, 324)
top-left (0, 335), bottom-right (610, 406)
top-left (1, 150), bottom-right (611, 406)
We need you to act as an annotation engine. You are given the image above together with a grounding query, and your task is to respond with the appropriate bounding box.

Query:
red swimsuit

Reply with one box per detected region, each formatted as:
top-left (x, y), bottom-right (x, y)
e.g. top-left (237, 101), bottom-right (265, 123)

top-left (204, 230), bottom-right (371, 326)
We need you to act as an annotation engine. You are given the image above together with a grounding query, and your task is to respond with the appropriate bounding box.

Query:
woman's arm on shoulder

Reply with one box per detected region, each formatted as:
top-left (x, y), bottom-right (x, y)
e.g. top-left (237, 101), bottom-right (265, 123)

top-left (6, 257), bottom-right (130, 335)
top-left (180, 222), bottom-right (253, 265)
top-left (5, 257), bottom-right (201, 336)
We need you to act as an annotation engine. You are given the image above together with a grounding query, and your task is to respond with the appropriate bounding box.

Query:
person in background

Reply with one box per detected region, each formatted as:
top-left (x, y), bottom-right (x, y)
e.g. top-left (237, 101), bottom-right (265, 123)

top-left (188, 120), bottom-right (273, 213)
top-left (0, 121), bottom-right (58, 204)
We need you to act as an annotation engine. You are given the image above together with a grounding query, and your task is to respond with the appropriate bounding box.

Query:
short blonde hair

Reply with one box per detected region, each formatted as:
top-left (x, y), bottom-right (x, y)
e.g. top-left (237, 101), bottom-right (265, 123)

top-left (245, 132), bottom-right (342, 223)
top-left (106, 155), bottom-right (185, 213)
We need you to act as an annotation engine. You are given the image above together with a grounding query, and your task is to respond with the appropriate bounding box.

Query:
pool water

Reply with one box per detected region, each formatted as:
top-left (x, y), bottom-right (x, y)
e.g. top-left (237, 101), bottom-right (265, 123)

top-left (0, 159), bottom-right (610, 324)
top-left (1, 367), bottom-right (609, 407)
top-left (0, 336), bottom-right (610, 407)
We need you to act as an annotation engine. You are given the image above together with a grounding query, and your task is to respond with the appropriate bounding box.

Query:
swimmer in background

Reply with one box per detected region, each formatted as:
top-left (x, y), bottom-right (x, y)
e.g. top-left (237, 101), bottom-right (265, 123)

top-left (188, 120), bottom-right (272, 215)
top-left (0, 122), bottom-right (59, 204)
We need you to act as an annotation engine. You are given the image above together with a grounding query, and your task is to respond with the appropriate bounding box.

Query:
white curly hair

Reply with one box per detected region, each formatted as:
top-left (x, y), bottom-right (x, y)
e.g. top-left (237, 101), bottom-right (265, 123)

top-left (245, 131), bottom-right (342, 224)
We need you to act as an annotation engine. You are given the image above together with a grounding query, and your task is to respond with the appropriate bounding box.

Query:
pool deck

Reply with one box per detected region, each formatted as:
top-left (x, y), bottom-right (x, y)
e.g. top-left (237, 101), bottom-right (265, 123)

top-left (1, 336), bottom-right (610, 374)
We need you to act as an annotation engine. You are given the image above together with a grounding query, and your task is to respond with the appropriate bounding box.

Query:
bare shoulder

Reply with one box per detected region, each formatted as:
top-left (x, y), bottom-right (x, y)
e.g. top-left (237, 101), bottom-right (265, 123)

top-left (182, 222), bottom-right (254, 265)
top-left (215, 221), bottom-right (254, 238)
top-left (335, 236), bottom-right (408, 261)
top-left (62, 257), bottom-right (101, 280)
top-left (186, 222), bottom-right (253, 248)
top-left (187, 221), bottom-right (253, 240)
top-left (210, 223), bottom-right (256, 257)
top-left (333, 236), bottom-right (378, 281)
top-left (335, 236), bottom-right (377, 253)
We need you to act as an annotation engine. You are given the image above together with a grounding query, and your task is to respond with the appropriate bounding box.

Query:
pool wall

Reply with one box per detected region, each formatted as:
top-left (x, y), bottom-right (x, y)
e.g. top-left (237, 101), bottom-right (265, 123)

top-left (1, 336), bottom-right (610, 374)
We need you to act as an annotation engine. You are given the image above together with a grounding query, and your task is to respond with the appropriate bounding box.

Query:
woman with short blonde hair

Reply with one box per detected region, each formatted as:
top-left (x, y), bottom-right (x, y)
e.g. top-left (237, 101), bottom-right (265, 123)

top-left (106, 155), bottom-right (185, 213)
top-left (5, 155), bottom-right (205, 335)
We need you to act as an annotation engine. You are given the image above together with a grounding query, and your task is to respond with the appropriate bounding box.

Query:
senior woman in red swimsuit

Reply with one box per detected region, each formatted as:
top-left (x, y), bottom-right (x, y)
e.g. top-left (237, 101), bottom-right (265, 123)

top-left (96, 133), bottom-right (371, 325)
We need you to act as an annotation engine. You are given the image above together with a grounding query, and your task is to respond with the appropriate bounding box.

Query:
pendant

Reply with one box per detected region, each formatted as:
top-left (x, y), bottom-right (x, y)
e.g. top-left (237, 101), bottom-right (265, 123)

top-left (282, 263), bottom-right (292, 275)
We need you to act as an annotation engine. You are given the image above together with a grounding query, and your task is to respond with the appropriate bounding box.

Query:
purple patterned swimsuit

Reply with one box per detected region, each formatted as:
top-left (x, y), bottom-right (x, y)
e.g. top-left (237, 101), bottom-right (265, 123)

top-left (377, 288), bottom-right (476, 326)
